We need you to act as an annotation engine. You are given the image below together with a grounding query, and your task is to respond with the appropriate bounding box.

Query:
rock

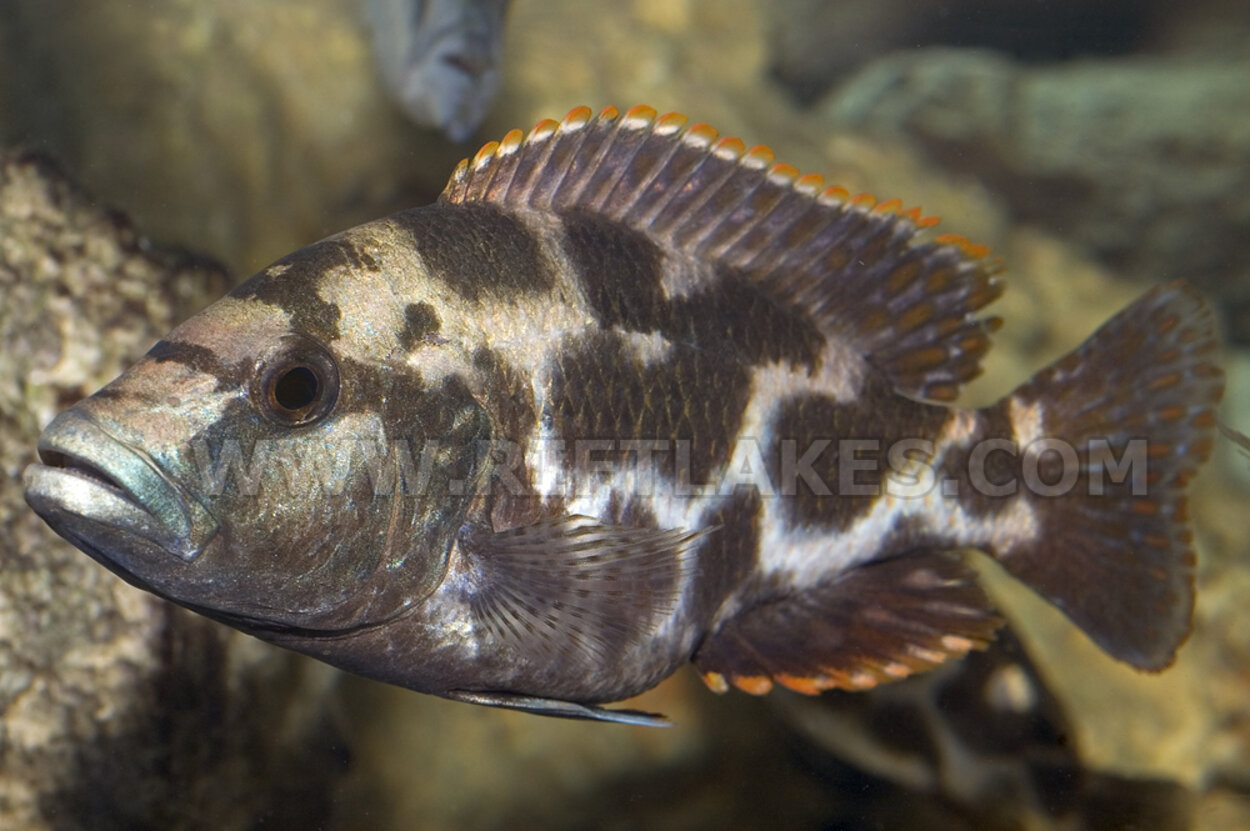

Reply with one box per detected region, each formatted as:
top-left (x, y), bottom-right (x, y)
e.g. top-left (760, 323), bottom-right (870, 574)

top-left (821, 50), bottom-right (1250, 337)
top-left (0, 150), bottom-right (345, 831)
top-left (766, 0), bottom-right (1159, 104)
top-left (0, 0), bottom-right (466, 276)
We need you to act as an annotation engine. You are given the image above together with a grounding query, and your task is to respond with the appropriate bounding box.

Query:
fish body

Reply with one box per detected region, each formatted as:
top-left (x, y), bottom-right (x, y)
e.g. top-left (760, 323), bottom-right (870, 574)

top-left (366, 0), bottom-right (510, 141)
top-left (24, 106), bottom-right (1223, 725)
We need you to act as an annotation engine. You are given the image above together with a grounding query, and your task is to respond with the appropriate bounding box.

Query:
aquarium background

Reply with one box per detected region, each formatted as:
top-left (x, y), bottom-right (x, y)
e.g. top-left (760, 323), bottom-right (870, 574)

top-left (1, 1), bottom-right (1248, 828)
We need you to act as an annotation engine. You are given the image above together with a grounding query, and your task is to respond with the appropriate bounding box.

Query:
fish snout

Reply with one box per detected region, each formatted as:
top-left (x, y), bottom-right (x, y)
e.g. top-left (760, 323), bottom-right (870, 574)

top-left (24, 409), bottom-right (217, 565)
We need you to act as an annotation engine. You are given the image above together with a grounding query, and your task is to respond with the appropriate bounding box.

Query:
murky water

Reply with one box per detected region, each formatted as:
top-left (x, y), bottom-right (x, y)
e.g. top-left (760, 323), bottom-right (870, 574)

top-left (2, 1), bottom-right (1248, 828)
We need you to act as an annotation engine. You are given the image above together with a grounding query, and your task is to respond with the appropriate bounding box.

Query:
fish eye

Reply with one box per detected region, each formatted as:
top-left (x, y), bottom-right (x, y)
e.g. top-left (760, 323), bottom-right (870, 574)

top-left (254, 336), bottom-right (339, 426)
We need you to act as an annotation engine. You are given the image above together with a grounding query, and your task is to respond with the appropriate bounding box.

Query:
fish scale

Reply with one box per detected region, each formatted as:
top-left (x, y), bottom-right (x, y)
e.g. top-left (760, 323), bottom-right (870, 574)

top-left (24, 105), bottom-right (1224, 725)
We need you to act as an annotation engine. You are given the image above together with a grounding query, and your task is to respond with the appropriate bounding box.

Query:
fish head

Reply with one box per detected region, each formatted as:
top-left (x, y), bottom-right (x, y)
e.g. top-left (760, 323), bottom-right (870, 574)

top-left (25, 247), bottom-right (489, 638)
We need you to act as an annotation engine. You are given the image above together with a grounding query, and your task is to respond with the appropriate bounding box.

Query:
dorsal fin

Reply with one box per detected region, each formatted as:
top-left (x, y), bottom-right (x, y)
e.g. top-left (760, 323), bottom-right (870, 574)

top-left (442, 105), bottom-right (1004, 401)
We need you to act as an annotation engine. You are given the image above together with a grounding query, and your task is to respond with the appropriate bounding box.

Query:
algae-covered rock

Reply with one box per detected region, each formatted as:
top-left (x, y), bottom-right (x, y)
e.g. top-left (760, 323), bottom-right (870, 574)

top-left (767, 0), bottom-right (1158, 104)
top-left (0, 0), bottom-right (466, 276)
top-left (822, 50), bottom-right (1250, 331)
top-left (0, 151), bottom-right (345, 831)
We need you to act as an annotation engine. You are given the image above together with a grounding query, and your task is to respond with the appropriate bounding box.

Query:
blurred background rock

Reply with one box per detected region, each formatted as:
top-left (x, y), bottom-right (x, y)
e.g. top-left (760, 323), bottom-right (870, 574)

top-left (2, 0), bottom-right (1249, 828)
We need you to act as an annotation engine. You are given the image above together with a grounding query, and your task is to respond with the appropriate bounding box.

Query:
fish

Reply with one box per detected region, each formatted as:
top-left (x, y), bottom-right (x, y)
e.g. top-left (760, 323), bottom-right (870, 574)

top-left (24, 105), bottom-right (1224, 727)
top-left (366, 0), bottom-right (510, 142)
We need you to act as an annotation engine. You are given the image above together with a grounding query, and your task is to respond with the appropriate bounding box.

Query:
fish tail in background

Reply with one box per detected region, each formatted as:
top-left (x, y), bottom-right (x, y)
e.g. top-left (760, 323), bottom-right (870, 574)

top-left (989, 280), bottom-right (1224, 670)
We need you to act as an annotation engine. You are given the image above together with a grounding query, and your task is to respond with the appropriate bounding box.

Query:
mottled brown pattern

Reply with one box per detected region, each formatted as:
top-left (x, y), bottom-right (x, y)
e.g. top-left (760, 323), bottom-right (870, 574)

top-left (561, 208), bottom-right (667, 332)
top-left (143, 340), bottom-right (243, 391)
top-left (549, 330), bottom-right (751, 486)
top-left (561, 210), bottom-right (824, 367)
top-left (938, 400), bottom-right (1021, 520)
top-left (398, 301), bottom-right (441, 350)
top-left (450, 106), bottom-right (1003, 404)
top-left (687, 489), bottom-right (762, 629)
top-left (668, 270), bottom-right (824, 368)
top-left (766, 373), bottom-right (951, 532)
top-left (29, 106), bottom-right (1229, 726)
top-left (988, 282), bottom-right (1223, 671)
top-left (602, 490), bottom-right (659, 530)
top-left (875, 515), bottom-right (945, 560)
top-left (470, 347), bottom-right (536, 444)
top-left (397, 203), bottom-right (553, 300)
top-left (230, 240), bottom-right (347, 342)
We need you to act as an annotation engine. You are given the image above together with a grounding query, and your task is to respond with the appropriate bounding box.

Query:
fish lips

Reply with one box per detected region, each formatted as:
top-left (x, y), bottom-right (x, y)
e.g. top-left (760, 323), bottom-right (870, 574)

top-left (24, 409), bottom-right (218, 570)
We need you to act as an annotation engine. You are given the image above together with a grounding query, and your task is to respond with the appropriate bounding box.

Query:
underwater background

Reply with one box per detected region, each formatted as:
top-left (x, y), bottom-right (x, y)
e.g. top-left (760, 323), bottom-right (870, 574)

top-left (2, 1), bottom-right (1249, 828)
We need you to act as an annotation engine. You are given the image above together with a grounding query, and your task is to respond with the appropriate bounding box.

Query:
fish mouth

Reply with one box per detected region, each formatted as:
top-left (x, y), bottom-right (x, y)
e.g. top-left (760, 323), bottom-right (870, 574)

top-left (24, 409), bottom-right (218, 563)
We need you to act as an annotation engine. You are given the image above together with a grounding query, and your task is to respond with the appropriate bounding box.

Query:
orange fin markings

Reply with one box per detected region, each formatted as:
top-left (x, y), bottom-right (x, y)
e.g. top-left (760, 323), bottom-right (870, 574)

top-left (443, 106), bottom-right (1004, 402)
top-left (693, 551), bottom-right (1004, 696)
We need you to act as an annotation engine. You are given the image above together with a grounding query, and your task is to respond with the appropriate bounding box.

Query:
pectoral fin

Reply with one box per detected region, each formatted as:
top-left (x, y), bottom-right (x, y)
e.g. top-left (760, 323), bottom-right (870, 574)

top-left (459, 515), bottom-right (705, 665)
top-left (445, 689), bottom-right (670, 727)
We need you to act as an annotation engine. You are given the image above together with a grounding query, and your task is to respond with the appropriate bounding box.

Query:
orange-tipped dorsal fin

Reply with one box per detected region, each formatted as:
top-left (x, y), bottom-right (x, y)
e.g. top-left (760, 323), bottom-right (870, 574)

top-left (443, 106), bottom-right (1004, 402)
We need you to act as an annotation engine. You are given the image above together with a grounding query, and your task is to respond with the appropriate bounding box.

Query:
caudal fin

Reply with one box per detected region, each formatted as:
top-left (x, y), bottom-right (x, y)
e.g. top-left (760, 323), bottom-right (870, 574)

top-left (993, 281), bottom-right (1223, 670)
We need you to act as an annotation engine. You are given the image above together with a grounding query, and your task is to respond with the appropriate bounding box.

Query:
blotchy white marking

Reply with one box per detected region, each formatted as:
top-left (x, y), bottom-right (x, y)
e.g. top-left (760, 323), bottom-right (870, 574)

top-left (318, 262), bottom-right (406, 364)
top-left (613, 328), bottom-right (673, 366)
top-left (657, 252), bottom-right (722, 303)
top-left (166, 297), bottom-right (290, 365)
top-left (1009, 395), bottom-right (1046, 447)
top-left (938, 409), bottom-right (981, 448)
top-left (736, 340), bottom-right (869, 448)
top-left (312, 213), bottom-right (596, 394)
top-left (756, 482), bottom-right (1040, 593)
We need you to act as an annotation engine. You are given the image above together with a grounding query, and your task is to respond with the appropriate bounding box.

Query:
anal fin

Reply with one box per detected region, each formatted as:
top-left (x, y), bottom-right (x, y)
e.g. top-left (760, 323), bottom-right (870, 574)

top-left (446, 690), bottom-right (670, 727)
top-left (694, 551), bottom-right (1003, 696)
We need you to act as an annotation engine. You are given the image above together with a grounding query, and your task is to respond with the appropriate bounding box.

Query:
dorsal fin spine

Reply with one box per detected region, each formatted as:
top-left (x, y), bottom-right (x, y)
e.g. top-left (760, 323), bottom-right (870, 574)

top-left (529, 111), bottom-right (594, 208)
top-left (580, 115), bottom-right (656, 212)
top-left (767, 162), bottom-right (799, 185)
top-left (471, 140), bottom-right (499, 171)
top-left (605, 127), bottom-right (685, 219)
top-left (696, 177), bottom-right (776, 260)
top-left (743, 145), bottom-right (775, 169)
top-left (820, 185), bottom-right (850, 204)
top-left (501, 120), bottom-right (562, 203)
top-left (622, 104), bottom-right (658, 128)
top-left (648, 143), bottom-right (740, 239)
top-left (622, 130), bottom-right (715, 228)
top-left (671, 159), bottom-right (758, 251)
top-left (567, 104), bottom-right (596, 127)
top-left (713, 136), bottom-right (747, 160)
top-left (551, 118), bottom-right (612, 211)
top-left (654, 111), bottom-right (687, 134)
top-left (529, 118), bottom-right (560, 140)
top-left (684, 123), bottom-right (719, 147)
top-left (794, 173), bottom-right (824, 195)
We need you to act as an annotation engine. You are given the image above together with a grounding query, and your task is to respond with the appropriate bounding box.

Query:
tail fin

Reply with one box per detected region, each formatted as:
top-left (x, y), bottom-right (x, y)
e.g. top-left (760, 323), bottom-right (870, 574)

top-left (993, 281), bottom-right (1223, 670)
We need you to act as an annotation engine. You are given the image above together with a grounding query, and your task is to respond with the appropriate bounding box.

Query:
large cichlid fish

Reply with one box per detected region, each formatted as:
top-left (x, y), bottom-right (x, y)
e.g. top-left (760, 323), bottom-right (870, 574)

top-left (24, 106), bottom-right (1224, 725)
